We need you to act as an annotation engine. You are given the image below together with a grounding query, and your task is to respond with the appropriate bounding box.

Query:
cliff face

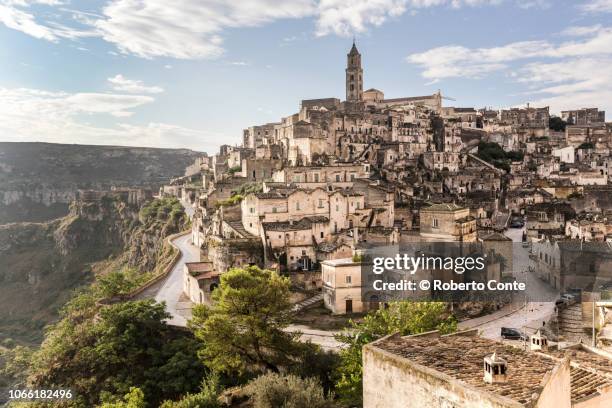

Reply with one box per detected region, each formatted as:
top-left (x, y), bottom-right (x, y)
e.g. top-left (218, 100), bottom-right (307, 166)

top-left (0, 142), bottom-right (202, 223)
top-left (0, 196), bottom-right (187, 344)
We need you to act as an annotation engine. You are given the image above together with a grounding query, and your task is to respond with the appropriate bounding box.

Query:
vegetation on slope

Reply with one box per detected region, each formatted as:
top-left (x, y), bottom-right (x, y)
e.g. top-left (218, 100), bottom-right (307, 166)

top-left (0, 196), bottom-right (188, 345)
top-left (476, 141), bottom-right (524, 173)
top-left (2, 259), bottom-right (457, 407)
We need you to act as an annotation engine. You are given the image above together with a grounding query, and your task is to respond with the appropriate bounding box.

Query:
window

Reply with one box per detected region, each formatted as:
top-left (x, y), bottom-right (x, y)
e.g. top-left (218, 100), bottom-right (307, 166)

top-left (272, 207), bottom-right (277, 213)
top-left (336, 175), bottom-right (341, 182)
top-left (346, 275), bottom-right (352, 284)
top-left (320, 231), bottom-right (324, 238)
top-left (350, 174), bottom-right (355, 181)
top-left (296, 202), bottom-right (300, 210)
top-left (250, 207), bottom-right (255, 213)
top-left (314, 173), bottom-right (319, 182)
top-left (432, 218), bottom-right (439, 228)
top-left (318, 199), bottom-right (324, 208)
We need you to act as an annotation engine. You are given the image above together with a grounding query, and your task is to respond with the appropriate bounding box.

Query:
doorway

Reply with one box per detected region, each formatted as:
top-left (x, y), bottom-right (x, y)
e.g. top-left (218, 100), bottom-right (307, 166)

top-left (345, 299), bottom-right (353, 313)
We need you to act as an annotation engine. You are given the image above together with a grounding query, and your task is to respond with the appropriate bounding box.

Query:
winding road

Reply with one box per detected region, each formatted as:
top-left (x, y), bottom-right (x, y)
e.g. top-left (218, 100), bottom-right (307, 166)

top-left (458, 227), bottom-right (558, 340)
top-left (148, 201), bottom-right (558, 348)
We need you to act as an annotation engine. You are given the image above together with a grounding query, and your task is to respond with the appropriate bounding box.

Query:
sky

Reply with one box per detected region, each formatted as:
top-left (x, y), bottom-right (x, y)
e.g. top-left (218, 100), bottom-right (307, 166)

top-left (0, 0), bottom-right (611, 154)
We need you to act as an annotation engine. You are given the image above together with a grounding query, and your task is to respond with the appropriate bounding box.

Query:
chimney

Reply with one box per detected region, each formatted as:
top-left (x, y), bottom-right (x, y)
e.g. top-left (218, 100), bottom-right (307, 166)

top-left (483, 352), bottom-right (507, 384)
top-left (529, 330), bottom-right (548, 351)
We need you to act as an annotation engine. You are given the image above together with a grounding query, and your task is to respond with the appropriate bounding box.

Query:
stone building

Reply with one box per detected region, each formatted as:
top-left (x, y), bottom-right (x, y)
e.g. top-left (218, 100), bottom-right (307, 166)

top-left (321, 257), bottom-right (369, 314)
top-left (561, 108), bottom-right (605, 126)
top-left (501, 105), bottom-right (550, 128)
top-left (363, 330), bottom-right (612, 408)
top-left (419, 203), bottom-right (477, 242)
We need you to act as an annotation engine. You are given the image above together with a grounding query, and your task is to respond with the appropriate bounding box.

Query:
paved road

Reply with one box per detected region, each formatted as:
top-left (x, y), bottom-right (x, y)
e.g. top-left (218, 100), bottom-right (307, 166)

top-left (153, 233), bottom-right (199, 327)
top-left (148, 211), bottom-right (344, 349)
top-left (181, 199), bottom-right (195, 219)
top-left (460, 226), bottom-right (558, 340)
top-left (286, 324), bottom-right (345, 351)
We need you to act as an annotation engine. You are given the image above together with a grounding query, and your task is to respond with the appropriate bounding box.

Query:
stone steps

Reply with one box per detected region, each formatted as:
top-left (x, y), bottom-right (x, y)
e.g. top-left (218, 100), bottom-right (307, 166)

top-left (292, 293), bottom-right (324, 313)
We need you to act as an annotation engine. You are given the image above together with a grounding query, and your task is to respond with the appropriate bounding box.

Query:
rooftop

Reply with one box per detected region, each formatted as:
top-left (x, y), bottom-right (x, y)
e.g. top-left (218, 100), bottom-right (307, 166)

top-left (374, 334), bottom-right (557, 405)
top-left (421, 203), bottom-right (466, 212)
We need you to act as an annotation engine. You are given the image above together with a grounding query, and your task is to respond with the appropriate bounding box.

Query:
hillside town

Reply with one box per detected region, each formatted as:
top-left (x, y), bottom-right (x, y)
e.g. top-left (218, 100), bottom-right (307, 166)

top-left (159, 43), bottom-right (612, 407)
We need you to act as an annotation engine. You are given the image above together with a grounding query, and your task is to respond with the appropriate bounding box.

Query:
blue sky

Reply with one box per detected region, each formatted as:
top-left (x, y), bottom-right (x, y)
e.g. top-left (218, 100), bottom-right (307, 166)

top-left (1, 0), bottom-right (611, 153)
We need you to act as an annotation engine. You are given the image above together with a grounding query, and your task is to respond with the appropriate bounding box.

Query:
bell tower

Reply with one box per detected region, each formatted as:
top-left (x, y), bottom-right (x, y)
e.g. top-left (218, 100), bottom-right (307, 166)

top-left (346, 40), bottom-right (363, 102)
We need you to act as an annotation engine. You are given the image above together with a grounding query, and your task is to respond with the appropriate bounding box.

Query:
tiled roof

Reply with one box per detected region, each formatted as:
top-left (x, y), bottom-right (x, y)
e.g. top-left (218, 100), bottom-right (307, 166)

top-left (375, 335), bottom-right (557, 405)
top-left (185, 261), bottom-right (213, 273)
top-left (421, 203), bottom-right (465, 212)
top-left (264, 216), bottom-right (330, 232)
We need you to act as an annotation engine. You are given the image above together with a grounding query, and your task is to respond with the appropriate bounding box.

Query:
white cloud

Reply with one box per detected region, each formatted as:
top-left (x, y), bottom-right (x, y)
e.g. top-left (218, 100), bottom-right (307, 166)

top-left (521, 58), bottom-right (612, 114)
top-left (406, 25), bottom-right (612, 115)
top-left (581, 0), bottom-right (612, 12)
top-left (561, 25), bottom-right (602, 37)
top-left (93, 0), bottom-right (316, 59)
top-left (108, 74), bottom-right (164, 94)
top-left (315, 0), bottom-right (407, 37)
top-left (1, 0), bottom-right (510, 59)
top-left (0, 0), bottom-right (94, 41)
top-left (315, 0), bottom-right (503, 37)
top-left (0, 87), bottom-right (216, 150)
top-left (407, 26), bottom-right (612, 79)
top-left (407, 41), bottom-right (553, 79)
top-left (516, 0), bottom-right (550, 9)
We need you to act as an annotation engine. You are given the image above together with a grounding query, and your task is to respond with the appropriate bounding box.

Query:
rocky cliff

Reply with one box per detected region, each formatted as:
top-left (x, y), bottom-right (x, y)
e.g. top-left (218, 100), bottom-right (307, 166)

top-left (0, 196), bottom-right (188, 344)
top-left (0, 142), bottom-right (201, 223)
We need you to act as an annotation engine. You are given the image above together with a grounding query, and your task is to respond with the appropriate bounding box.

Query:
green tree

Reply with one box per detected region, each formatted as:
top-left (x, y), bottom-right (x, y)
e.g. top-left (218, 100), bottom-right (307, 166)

top-left (99, 387), bottom-right (146, 408)
top-left (26, 300), bottom-right (205, 407)
top-left (190, 266), bottom-right (303, 376)
top-left (549, 116), bottom-right (567, 131)
top-left (334, 302), bottom-right (456, 405)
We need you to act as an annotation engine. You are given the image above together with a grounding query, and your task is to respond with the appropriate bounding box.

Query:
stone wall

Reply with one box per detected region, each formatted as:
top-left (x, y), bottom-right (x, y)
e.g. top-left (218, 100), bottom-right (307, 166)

top-left (363, 341), bottom-right (527, 408)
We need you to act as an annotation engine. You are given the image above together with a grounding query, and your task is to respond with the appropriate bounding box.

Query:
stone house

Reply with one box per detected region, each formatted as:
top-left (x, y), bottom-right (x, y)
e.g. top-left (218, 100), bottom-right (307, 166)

top-left (322, 257), bottom-right (373, 314)
top-left (183, 261), bottom-right (220, 305)
top-left (419, 203), bottom-right (477, 242)
top-left (363, 330), bottom-right (612, 408)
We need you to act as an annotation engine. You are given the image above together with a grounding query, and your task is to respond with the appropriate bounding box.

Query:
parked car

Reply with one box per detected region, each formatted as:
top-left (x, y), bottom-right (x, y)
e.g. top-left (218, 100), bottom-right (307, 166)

top-left (509, 219), bottom-right (524, 228)
top-left (501, 327), bottom-right (527, 340)
top-left (555, 293), bottom-right (576, 307)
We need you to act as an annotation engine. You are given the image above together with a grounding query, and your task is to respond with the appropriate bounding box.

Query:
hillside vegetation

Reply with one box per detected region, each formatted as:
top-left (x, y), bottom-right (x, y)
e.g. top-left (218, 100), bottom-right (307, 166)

top-left (0, 196), bottom-right (189, 345)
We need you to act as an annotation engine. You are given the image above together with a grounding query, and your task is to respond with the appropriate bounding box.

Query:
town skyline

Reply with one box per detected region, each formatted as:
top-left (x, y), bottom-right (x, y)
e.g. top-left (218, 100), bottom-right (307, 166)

top-left (1, 0), bottom-right (612, 153)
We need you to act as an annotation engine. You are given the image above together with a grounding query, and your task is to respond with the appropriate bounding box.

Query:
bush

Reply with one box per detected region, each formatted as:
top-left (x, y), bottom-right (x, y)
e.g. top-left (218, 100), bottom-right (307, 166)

top-left (245, 373), bottom-right (332, 408)
top-left (549, 116), bottom-right (567, 131)
top-left (160, 375), bottom-right (221, 408)
top-left (476, 141), bottom-right (523, 173)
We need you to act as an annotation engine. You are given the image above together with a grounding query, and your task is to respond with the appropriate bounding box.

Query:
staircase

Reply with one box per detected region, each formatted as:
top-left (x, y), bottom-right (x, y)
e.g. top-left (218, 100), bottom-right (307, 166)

top-left (226, 220), bottom-right (253, 238)
top-left (558, 303), bottom-right (588, 343)
top-left (292, 293), bottom-right (324, 313)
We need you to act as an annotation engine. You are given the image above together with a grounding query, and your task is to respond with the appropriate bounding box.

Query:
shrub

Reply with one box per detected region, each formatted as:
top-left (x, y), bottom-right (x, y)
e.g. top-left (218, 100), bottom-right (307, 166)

top-left (160, 375), bottom-right (221, 408)
top-left (245, 373), bottom-right (332, 408)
